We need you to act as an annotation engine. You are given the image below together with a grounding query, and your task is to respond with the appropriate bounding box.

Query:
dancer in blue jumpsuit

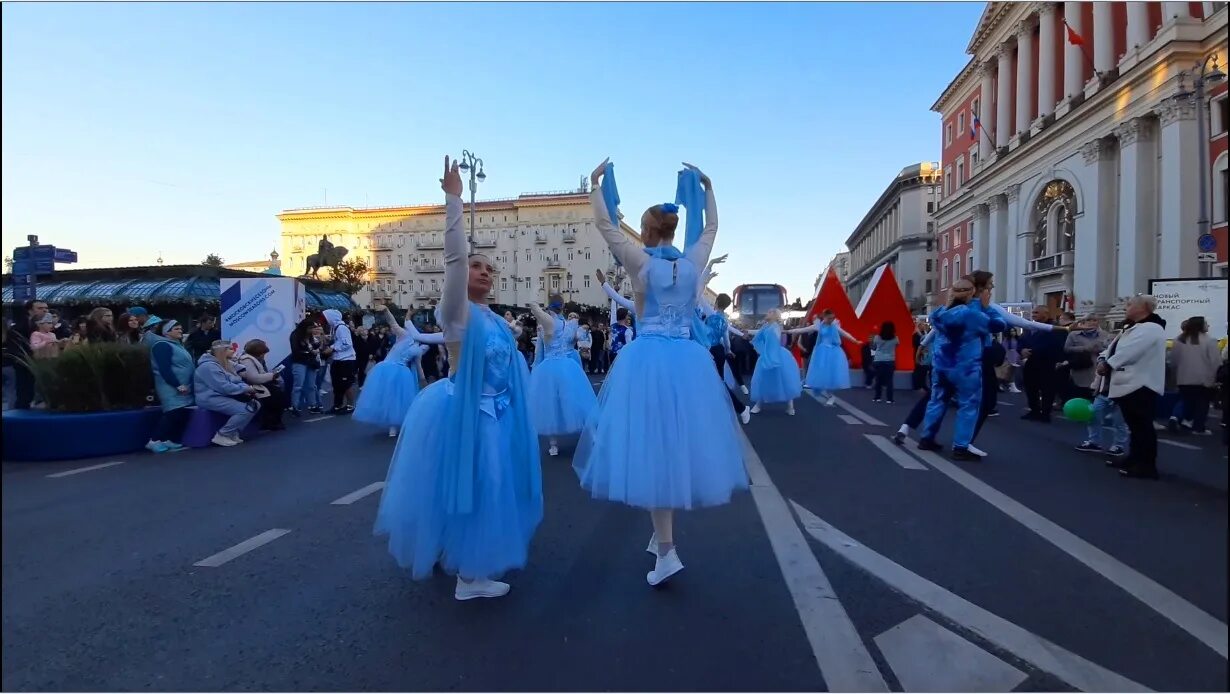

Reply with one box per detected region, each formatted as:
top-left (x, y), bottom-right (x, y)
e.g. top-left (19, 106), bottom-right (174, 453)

top-left (916, 278), bottom-right (1006, 461)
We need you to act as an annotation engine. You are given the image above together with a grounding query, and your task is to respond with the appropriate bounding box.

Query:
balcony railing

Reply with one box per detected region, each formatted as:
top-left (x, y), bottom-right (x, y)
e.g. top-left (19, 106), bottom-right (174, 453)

top-left (416, 262), bottom-right (445, 273)
top-left (473, 235), bottom-right (498, 248)
top-left (416, 239), bottom-right (444, 250)
top-left (1026, 251), bottom-right (1074, 275)
top-left (534, 232), bottom-right (547, 244)
top-left (562, 230), bottom-right (577, 243)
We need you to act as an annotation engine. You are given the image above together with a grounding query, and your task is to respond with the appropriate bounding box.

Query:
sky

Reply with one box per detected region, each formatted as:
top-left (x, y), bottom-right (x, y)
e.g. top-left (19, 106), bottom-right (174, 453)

top-left (1, 1), bottom-right (982, 303)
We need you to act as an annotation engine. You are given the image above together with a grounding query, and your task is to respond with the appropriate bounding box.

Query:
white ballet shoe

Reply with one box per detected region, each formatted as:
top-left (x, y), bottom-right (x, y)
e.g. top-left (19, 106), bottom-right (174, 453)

top-left (740, 409), bottom-right (751, 425)
top-left (741, 385), bottom-right (749, 395)
top-left (455, 577), bottom-right (510, 601)
top-left (750, 403), bottom-right (762, 414)
top-left (786, 403), bottom-right (796, 416)
top-left (647, 548), bottom-right (684, 586)
top-left (646, 533), bottom-right (658, 555)
top-left (388, 427), bottom-right (398, 438)
top-left (548, 443), bottom-right (559, 456)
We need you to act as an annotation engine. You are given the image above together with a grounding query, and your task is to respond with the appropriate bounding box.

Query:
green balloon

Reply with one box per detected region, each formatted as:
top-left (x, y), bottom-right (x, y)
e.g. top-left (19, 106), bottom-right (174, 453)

top-left (1063, 398), bottom-right (1094, 423)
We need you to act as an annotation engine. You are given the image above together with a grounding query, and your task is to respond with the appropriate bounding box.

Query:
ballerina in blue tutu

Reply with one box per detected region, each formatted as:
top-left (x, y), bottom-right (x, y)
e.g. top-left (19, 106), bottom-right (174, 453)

top-left (527, 295), bottom-right (598, 456)
top-left (574, 159), bottom-right (748, 587)
top-left (742, 309), bottom-right (809, 415)
top-left (352, 304), bottom-right (430, 437)
top-left (374, 156), bottom-right (542, 601)
top-left (789, 310), bottom-right (861, 407)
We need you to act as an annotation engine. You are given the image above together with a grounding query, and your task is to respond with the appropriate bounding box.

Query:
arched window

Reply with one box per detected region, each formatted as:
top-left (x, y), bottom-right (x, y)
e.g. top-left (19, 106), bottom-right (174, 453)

top-left (1032, 181), bottom-right (1077, 259)
top-left (1213, 152), bottom-right (1228, 224)
top-left (942, 258), bottom-right (950, 288)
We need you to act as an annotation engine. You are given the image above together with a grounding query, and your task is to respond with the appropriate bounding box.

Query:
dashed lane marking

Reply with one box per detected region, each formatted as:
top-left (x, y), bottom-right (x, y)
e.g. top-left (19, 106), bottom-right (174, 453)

top-left (330, 481), bottom-right (385, 505)
top-left (193, 529), bottom-right (291, 568)
top-left (46, 461), bottom-right (126, 478)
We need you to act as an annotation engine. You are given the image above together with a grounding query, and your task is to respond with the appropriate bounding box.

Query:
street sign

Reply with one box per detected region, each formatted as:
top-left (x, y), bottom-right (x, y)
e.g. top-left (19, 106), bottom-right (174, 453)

top-left (1197, 234), bottom-right (1217, 253)
top-left (12, 258), bottom-right (53, 275)
top-left (12, 273), bottom-right (33, 286)
top-left (1197, 251), bottom-right (1217, 262)
top-left (53, 248), bottom-right (77, 263)
top-left (13, 245), bottom-right (55, 261)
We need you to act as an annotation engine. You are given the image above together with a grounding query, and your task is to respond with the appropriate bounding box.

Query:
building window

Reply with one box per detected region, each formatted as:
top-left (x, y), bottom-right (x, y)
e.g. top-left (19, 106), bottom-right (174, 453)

top-left (584, 275), bottom-right (591, 288)
top-left (1213, 95), bottom-right (1229, 137)
top-left (526, 277), bottom-right (532, 289)
top-left (942, 259), bottom-right (950, 288)
top-left (926, 279), bottom-right (933, 293)
top-left (584, 247), bottom-right (592, 260)
top-left (968, 250), bottom-right (974, 272)
top-left (501, 277), bottom-right (508, 291)
top-left (956, 159), bottom-right (965, 186)
top-left (1213, 153), bottom-right (1229, 223)
top-left (971, 147), bottom-right (979, 169)
top-left (925, 258), bottom-right (933, 272)
top-left (958, 112), bottom-right (965, 136)
top-left (942, 233), bottom-right (949, 251)
top-left (927, 201), bottom-right (935, 213)
top-left (539, 277), bottom-right (545, 290)
top-left (953, 255), bottom-right (962, 283)
top-left (945, 170), bottom-right (953, 195)
top-left (945, 122), bottom-right (953, 146)
top-left (972, 98), bottom-right (980, 122)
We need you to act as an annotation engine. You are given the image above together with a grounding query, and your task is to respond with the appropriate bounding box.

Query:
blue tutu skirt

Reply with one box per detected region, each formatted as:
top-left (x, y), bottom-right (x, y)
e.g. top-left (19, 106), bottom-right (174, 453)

top-left (528, 356), bottom-right (597, 436)
top-left (804, 344), bottom-right (851, 391)
top-left (573, 336), bottom-right (749, 510)
top-left (353, 361), bottom-right (420, 427)
top-left (374, 380), bottom-right (542, 580)
top-left (751, 347), bottom-right (803, 404)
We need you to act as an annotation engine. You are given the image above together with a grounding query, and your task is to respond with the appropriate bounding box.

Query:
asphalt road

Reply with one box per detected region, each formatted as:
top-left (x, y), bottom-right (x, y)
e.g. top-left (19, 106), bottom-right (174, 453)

top-left (3, 379), bottom-right (1226, 691)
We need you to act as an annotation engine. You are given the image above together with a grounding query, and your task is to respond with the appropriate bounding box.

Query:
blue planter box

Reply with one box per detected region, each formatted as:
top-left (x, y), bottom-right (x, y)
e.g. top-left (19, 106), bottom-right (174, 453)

top-left (2, 407), bottom-right (162, 462)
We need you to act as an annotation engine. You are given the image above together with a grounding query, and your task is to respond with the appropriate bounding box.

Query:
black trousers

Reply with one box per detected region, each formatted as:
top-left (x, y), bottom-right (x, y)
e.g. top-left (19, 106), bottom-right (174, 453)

top-left (1023, 362), bottom-right (1056, 419)
top-left (1114, 387), bottom-right (1159, 472)
top-left (710, 345), bottom-right (746, 414)
top-left (152, 407), bottom-right (192, 443)
top-left (725, 353), bottom-right (746, 387)
top-left (972, 360), bottom-right (999, 440)
top-left (330, 361), bottom-right (358, 408)
top-left (259, 389), bottom-right (286, 428)
top-left (14, 362), bottom-right (34, 410)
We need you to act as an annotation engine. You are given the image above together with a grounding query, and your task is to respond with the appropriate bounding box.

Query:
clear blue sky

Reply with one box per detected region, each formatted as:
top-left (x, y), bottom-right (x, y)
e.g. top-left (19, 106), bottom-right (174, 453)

top-left (2, 1), bottom-right (982, 302)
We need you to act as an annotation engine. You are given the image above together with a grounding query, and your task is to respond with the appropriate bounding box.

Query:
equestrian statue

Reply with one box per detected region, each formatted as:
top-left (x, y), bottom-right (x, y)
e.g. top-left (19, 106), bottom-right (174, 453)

top-left (303, 236), bottom-right (349, 279)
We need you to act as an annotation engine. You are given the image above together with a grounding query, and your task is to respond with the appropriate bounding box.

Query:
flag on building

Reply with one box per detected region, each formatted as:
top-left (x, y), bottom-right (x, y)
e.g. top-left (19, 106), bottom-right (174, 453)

top-left (970, 108), bottom-right (981, 141)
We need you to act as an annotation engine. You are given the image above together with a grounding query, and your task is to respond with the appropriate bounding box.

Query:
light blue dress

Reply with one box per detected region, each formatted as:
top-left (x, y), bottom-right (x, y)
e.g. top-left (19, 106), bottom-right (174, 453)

top-left (528, 314), bottom-right (598, 436)
top-left (353, 335), bottom-right (425, 428)
top-left (750, 324), bottom-right (803, 404)
top-left (374, 191), bottom-right (541, 581)
top-left (804, 322), bottom-right (852, 391)
top-left (573, 182), bottom-right (747, 510)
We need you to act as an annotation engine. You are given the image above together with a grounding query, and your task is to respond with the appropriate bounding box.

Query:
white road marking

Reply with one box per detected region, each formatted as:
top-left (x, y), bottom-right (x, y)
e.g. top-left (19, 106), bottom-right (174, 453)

top-left (331, 481), bottom-right (385, 505)
top-left (808, 391), bottom-right (886, 426)
top-left (193, 529), bottom-right (291, 568)
top-left (1158, 439), bottom-right (1202, 451)
top-left (304, 415), bottom-right (335, 423)
top-left (838, 414), bottom-right (863, 425)
top-left (790, 501), bottom-right (1152, 692)
top-left (46, 461), bottom-right (126, 478)
top-left (874, 614), bottom-right (1028, 692)
top-left (738, 430), bottom-right (889, 692)
top-left (864, 434), bottom-right (928, 470)
top-left (909, 446), bottom-right (1228, 659)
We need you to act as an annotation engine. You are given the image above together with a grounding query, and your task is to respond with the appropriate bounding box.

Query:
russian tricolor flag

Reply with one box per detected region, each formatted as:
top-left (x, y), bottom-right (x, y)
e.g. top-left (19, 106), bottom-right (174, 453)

top-left (970, 108), bottom-right (981, 141)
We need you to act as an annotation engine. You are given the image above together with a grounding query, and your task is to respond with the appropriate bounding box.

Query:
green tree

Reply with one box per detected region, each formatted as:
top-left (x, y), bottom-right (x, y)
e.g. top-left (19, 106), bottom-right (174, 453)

top-left (202, 253), bottom-right (225, 267)
top-left (330, 257), bottom-right (371, 297)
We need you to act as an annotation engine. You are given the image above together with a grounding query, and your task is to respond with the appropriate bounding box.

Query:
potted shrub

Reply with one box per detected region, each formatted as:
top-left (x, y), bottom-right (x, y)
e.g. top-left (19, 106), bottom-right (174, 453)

top-left (4, 343), bottom-right (163, 461)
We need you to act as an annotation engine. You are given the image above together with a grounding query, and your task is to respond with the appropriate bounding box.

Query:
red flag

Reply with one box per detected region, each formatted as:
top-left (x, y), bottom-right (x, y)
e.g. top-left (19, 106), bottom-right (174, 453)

top-left (1064, 21), bottom-right (1086, 46)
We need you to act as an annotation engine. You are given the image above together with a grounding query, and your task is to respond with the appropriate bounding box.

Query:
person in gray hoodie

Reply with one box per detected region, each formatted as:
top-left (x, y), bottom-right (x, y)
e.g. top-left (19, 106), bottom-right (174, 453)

top-left (193, 339), bottom-right (259, 447)
top-left (323, 309), bottom-right (357, 414)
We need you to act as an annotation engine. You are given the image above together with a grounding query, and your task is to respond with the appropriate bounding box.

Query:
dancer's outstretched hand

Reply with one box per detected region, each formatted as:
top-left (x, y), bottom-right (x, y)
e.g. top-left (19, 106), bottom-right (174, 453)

top-left (595, 268), bottom-right (606, 284)
top-left (590, 158), bottom-right (610, 186)
top-left (711, 253), bottom-right (728, 265)
top-left (682, 162), bottom-right (711, 190)
top-left (441, 156), bottom-right (462, 196)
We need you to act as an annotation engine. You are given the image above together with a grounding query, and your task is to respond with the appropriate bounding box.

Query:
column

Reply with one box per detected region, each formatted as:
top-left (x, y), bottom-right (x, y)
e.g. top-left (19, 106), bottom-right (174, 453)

top-left (1062, 2), bottom-right (1084, 103)
top-left (1006, 185), bottom-right (1029, 302)
top-left (1126, 2), bottom-right (1151, 51)
top-left (1092, 2), bottom-right (1115, 77)
top-left (1076, 138), bottom-right (1119, 311)
top-left (1036, 3), bottom-right (1057, 124)
top-left (1113, 118), bottom-right (1157, 299)
top-left (1157, 94), bottom-right (1201, 278)
top-left (989, 196), bottom-right (1009, 301)
top-left (972, 204), bottom-right (991, 271)
top-left (979, 61), bottom-right (995, 161)
top-left (996, 44), bottom-right (1013, 149)
top-left (1014, 21), bottom-right (1034, 140)
top-left (1164, 1), bottom-right (1193, 20)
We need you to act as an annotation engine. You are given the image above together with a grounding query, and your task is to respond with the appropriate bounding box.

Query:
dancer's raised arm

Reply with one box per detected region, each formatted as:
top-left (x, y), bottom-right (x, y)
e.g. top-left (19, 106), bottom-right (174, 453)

top-left (379, 304), bottom-right (406, 339)
top-left (439, 156), bottom-right (469, 344)
top-left (589, 159), bottom-right (644, 277)
top-left (681, 163), bottom-right (719, 268)
top-left (527, 303), bottom-right (556, 341)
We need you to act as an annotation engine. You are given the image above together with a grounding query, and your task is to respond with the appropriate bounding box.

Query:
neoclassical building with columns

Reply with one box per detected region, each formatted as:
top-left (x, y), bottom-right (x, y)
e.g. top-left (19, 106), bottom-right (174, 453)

top-left (931, 1), bottom-right (1228, 316)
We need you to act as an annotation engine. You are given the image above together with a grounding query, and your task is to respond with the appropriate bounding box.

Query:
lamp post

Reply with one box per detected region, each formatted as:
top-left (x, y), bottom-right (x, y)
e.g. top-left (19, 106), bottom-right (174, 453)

top-left (1177, 56), bottom-right (1227, 277)
top-left (457, 150), bottom-right (486, 254)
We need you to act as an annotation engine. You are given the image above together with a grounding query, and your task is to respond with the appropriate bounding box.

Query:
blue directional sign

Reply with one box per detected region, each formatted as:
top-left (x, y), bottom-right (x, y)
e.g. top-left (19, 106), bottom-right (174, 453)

top-left (53, 248), bottom-right (78, 263)
top-left (1197, 234), bottom-right (1217, 253)
top-left (12, 258), bottom-right (53, 275)
top-left (13, 245), bottom-right (55, 261)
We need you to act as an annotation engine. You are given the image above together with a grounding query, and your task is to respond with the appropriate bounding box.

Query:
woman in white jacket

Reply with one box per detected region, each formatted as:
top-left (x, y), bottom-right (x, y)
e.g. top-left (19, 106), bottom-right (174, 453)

top-left (1096, 296), bottom-right (1168, 480)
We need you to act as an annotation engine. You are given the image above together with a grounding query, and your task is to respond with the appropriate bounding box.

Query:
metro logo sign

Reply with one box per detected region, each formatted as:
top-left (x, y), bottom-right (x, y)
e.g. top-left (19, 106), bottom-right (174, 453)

top-left (803, 264), bottom-right (917, 371)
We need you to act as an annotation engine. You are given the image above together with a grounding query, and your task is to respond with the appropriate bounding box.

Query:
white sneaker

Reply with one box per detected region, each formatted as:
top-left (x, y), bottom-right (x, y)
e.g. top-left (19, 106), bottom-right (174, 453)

top-left (1008, 385), bottom-right (1021, 394)
top-left (548, 443), bottom-right (559, 456)
top-left (966, 444), bottom-right (988, 457)
top-left (741, 385), bottom-right (749, 395)
top-left (388, 427), bottom-right (399, 438)
top-left (454, 578), bottom-right (510, 601)
top-left (647, 548), bottom-right (684, 586)
top-left (750, 403), bottom-right (762, 414)
top-left (740, 409), bottom-right (751, 425)
top-left (786, 404), bottom-right (796, 416)
top-left (646, 533), bottom-right (659, 555)
top-left (211, 432), bottom-right (239, 447)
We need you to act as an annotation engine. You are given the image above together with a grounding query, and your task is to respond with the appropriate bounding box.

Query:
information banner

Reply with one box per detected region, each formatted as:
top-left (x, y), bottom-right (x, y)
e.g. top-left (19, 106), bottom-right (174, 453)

top-left (1147, 277), bottom-right (1228, 340)
top-left (220, 277), bottom-right (305, 367)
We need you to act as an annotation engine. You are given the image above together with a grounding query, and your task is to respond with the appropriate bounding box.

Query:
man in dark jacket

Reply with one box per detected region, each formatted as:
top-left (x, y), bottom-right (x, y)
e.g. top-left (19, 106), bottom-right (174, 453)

top-left (186, 314), bottom-right (220, 361)
top-left (1018, 307), bottom-right (1067, 422)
